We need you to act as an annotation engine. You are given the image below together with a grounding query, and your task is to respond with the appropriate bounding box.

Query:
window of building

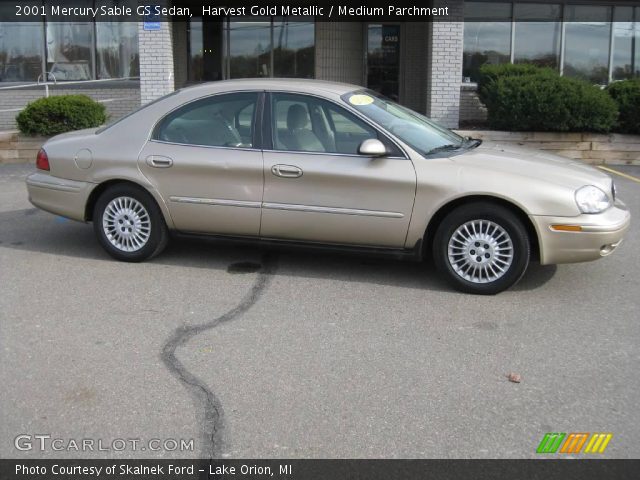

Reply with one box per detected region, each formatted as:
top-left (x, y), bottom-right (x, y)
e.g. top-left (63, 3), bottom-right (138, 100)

top-left (563, 5), bottom-right (612, 84)
top-left (463, 1), bottom-right (640, 85)
top-left (463, 2), bottom-right (512, 82)
top-left (154, 92), bottom-right (258, 148)
top-left (0, 21), bottom-right (44, 82)
top-left (513, 3), bottom-right (561, 69)
top-left (45, 21), bottom-right (93, 81)
top-left (228, 19), bottom-right (271, 78)
top-left (96, 22), bottom-right (139, 79)
top-left (611, 6), bottom-right (637, 81)
top-left (273, 18), bottom-right (315, 78)
top-left (188, 18), bottom-right (315, 82)
top-left (367, 24), bottom-right (401, 101)
top-left (0, 1), bottom-right (139, 84)
top-left (188, 18), bottom-right (205, 82)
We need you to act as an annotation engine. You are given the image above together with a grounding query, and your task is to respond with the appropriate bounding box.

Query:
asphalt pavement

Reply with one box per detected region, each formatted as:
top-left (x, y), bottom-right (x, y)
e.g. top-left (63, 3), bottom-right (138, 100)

top-left (1, 163), bottom-right (638, 459)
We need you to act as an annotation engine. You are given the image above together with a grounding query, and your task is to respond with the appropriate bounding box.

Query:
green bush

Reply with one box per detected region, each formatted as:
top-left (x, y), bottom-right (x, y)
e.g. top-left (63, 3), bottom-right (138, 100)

top-left (606, 79), bottom-right (640, 134)
top-left (16, 95), bottom-right (107, 136)
top-left (477, 63), bottom-right (556, 108)
top-left (478, 64), bottom-right (617, 132)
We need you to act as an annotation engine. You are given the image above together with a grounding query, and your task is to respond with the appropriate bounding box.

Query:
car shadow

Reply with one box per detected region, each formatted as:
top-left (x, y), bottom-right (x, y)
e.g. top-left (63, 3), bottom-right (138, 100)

top-left (0, 207), bottom-right (557, 292)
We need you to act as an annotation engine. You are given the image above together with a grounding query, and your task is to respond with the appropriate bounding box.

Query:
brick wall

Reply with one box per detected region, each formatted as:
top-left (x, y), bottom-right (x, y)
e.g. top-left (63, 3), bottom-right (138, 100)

top-left (456, 130), bottom-right (640, 165)
top-left (0, 82), bottom-right (140, 130)
top-left (315, 23), bottom-right (364, 85)
top-left (426, 0), bottom-right (464, 128)
top-left (138, 11), bottom-right (175, 104)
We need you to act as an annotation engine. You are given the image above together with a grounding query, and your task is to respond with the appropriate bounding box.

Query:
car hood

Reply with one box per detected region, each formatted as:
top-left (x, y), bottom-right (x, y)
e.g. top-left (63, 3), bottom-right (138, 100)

top-left (452, 142), bottom-right (612, 191)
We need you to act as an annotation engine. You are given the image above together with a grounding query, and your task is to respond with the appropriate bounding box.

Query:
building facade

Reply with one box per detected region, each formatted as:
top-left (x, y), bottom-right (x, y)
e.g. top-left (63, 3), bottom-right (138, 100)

top-left (1, 0), bottom-right (639, 130)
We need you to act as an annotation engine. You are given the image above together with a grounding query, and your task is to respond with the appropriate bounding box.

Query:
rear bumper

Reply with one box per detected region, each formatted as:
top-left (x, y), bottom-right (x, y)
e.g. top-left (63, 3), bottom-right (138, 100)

top-left (531, 202), bottom-right (631, 265)
top-left (26, 172), bottom-right (94, 222)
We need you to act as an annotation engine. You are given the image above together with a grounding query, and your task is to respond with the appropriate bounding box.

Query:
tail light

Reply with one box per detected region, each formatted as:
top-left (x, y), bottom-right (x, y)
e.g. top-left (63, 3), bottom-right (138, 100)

top-left (36, 149), bottom-right (50, 171)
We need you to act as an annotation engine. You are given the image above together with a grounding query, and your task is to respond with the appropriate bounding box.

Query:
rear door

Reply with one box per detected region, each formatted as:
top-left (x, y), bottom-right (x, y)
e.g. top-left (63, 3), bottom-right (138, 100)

top-left (260, 92), bottom-right (417, 248)
top-left (138, 91), bottom-right (264, 236)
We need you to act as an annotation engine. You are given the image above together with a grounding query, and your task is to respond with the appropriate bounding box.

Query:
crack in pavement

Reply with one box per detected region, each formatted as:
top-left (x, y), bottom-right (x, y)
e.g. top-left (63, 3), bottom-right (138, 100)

top-left (160, 253), bottom-right (277, 459)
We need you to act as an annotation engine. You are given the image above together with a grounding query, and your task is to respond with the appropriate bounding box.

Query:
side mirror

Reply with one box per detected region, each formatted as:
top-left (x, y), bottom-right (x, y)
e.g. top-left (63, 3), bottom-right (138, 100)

top-left (358, 138), bottom-right (387, 157)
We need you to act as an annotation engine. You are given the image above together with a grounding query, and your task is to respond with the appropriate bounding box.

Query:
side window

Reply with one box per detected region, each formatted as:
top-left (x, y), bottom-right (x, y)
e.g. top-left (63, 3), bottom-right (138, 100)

top-left (324, 104), bottom-right (377, 155)
top-left (154, 92), bottom-right (258, 148)
top-left (272, 93), bottom-right (379, 155)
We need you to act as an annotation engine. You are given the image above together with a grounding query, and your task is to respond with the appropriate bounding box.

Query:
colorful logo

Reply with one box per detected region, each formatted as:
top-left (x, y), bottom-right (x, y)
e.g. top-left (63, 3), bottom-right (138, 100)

top-left (536, 433), bottom-right (612, 454)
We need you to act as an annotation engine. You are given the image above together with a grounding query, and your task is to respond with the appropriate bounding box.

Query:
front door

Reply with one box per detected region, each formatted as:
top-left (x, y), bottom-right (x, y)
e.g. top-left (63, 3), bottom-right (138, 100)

top-left (260, 92), bottom-right (416, 248)
top-left (367, 24), bottom-right (401, 101)
top-left (138, 91), bottom-right (263, 236)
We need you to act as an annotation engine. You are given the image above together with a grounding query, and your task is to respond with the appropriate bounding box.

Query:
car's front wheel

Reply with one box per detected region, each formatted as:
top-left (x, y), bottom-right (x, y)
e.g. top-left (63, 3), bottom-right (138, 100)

top-left (433, 202), bottom-right (530, 294)
top-left (93, 184), bottom-right (168, 262)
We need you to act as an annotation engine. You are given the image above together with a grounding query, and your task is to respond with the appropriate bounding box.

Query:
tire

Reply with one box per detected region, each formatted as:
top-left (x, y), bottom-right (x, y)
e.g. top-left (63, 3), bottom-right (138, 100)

top-left (432, 202), bottom-right (530, 295)
top-left (93, 184), bottom-right (169, 262)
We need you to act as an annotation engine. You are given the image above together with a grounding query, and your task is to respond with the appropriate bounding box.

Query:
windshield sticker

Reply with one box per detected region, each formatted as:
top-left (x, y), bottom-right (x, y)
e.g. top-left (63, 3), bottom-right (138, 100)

top-left (349, 94), bottom-right (374, 106)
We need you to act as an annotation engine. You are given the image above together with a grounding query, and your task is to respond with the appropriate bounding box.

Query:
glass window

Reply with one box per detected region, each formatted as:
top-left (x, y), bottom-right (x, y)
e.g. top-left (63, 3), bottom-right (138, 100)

top-left (611, 7), bottom-right (635, 81)
top-left (188, 18), bottom-right (204, 82)
top-left (367, 24), bottom-right (401, 101)
top-left (636, 7), bottom-right (640, 77)
top-left (273, 18), bottom-right (314, 78)
top-left (46, 21), bottom-right (93, 80)
top-left (190, 19), bottom-right (224, 82)
top-left (0, 21), bottom-right (44, 82)
top-left (154, 92), bottom-right (258, 148)
top-left (2, 1), bottom-right (138, 84)
top-left (96, 21), bottom-right (139, 79)
top-left (563, 5), bottom-right (612, 84)
top-left (272, 93), bottom-right (379, 155)
top-left (342, 90), bottom-right (465, 158)
top-left (463, 1), bottom-right (512, 82)
top-left (228, 19), bottom-right (271, 78)
top-left (513, 3), bottom-right (561, 69)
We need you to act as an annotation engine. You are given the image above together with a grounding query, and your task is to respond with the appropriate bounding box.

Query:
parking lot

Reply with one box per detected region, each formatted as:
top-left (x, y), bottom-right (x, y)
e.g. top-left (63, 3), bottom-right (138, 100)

top-left (1, 163), bottom-right (639, 459)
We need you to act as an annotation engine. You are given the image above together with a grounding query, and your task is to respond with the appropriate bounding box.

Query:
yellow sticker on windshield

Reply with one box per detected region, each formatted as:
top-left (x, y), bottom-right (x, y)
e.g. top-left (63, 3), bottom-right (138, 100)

top-left (349, 94), bottom-right (374, 106)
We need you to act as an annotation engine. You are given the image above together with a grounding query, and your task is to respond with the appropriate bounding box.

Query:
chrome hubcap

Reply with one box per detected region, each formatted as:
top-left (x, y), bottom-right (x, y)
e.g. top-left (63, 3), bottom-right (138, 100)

top-left (102, 196), bottom-right (151, 252)
top-left (448, 219), bottom-right (514, 284)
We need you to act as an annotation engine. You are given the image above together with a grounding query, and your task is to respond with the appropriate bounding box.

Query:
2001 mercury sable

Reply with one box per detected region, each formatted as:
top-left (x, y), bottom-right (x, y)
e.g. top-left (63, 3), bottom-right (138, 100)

top-left (26, 79), bottom-right (630, 294)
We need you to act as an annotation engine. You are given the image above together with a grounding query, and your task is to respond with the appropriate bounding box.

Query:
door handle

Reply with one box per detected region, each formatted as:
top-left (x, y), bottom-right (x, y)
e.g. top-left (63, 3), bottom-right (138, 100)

top-left (271, 164), bottom-right (302, 178)
top-left (146, 155), bottom-right (173, 168)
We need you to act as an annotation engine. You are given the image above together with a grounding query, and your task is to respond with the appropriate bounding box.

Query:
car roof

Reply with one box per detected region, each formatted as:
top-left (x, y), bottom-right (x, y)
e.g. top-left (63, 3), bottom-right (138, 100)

top-left (176, 78), bottom-right (362, 97)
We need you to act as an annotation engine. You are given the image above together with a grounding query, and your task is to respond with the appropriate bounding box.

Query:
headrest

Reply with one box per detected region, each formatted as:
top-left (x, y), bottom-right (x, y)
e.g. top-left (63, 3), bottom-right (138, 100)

top-left (287, 104), bottom-right (308, 130)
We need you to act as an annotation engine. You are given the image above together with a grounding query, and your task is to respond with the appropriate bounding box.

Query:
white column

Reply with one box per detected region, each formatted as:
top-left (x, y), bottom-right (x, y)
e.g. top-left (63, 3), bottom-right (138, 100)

top-left (426, 0), bottom-right (464, 128)
top-left (138, 5), bottom-right (175, 105)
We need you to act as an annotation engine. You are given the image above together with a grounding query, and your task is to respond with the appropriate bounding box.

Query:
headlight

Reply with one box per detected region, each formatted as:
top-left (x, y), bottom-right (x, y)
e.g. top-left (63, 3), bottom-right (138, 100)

top-left (575, 185), bottom-right (611, 214)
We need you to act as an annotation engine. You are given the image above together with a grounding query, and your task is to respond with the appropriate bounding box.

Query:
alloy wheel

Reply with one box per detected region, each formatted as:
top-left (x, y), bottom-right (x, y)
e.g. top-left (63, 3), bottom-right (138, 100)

top-left (102, 196), bottom-right (151, 252)
top-left (447, 219), bottom-right (514, 284)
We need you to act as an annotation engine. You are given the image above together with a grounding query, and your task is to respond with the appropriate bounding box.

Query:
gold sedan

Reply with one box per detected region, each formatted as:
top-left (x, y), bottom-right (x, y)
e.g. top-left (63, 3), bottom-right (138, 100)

top-left (26, 79), bottom-right (630, 294)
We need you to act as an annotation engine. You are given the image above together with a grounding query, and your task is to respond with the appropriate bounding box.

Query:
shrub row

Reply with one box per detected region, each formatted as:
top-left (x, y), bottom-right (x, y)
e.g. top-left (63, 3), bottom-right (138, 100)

top-left (606, 79), bottom-right (640, 134)
top-left (14, 72), bottom-right (640, 136)
top-left (478, 63), bottom-right (640, 134)
top-left (16, 95), bottom-right (107, 136)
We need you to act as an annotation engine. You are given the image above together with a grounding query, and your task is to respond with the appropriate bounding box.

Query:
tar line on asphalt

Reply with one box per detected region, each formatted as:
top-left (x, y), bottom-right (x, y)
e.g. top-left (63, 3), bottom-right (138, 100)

top-left (160, 253), bottom-right (278, 458)
top-left (598, 165), bottom-right (640, 184)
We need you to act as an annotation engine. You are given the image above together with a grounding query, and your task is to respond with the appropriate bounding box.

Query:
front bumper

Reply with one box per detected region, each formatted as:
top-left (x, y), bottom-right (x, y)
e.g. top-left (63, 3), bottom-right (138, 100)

top-left (531, 202), bottom-right (631, 265)
top-left (26, 172), bottom-right (95, 222)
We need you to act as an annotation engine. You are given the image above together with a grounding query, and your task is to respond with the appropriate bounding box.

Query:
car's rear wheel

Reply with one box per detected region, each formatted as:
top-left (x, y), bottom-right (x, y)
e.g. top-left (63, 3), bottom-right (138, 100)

top-left (433, 202), bottom-right (530, 294)
top-left (93, 184), bottom-right (168, 262)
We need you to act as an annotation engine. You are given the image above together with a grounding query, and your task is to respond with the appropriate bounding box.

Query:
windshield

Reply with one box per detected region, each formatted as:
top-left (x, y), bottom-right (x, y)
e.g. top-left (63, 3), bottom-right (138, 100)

top-left (341, 90), bottom-right (465, 157)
